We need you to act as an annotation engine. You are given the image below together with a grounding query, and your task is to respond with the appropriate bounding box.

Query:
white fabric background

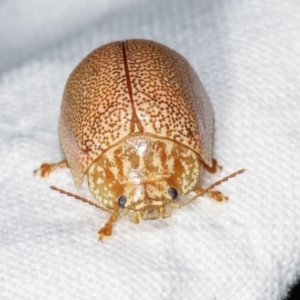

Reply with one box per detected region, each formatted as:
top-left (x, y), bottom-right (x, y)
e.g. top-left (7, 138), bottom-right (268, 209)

top-left (1, 0), bottom-right (300, 299)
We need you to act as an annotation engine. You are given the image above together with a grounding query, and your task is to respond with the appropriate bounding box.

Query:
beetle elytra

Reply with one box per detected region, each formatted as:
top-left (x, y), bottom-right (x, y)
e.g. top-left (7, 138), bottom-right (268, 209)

top-left (35, 39), bottom-right (245, 239)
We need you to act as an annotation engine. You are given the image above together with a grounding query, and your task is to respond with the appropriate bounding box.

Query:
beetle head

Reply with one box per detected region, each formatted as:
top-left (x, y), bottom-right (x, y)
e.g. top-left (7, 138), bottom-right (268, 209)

top-left (118, 181), bottom-right (178, 222)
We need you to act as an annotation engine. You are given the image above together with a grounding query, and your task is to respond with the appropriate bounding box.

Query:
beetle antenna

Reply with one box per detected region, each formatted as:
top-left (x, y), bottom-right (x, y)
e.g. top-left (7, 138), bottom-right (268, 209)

top-left (50, 186), bottom-right (115, 214)
top-left (203, 168), bottom-right (246, 192)
top-left (176, 169), bottom-right (246, 208)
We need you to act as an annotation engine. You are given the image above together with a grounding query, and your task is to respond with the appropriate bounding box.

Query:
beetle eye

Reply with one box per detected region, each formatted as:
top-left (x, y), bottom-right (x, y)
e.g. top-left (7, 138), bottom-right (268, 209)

top-left (168, 187), bottom-right (178, 200)
top-left (118, 195), bottom-right (127, 208)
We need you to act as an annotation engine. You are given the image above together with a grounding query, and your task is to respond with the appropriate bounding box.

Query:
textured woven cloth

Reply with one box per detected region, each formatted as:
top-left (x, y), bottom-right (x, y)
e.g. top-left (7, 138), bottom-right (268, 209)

top-left (1, 0), bottom-right (300, 299)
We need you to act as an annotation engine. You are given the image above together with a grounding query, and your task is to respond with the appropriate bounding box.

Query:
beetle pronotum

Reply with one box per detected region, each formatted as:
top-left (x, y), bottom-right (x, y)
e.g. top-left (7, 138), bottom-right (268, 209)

top-left (35, 39), bottom-right (245, 239)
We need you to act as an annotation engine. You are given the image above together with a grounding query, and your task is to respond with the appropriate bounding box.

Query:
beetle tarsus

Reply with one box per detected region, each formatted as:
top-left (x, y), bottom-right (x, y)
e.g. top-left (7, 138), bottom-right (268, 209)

top-left (34, 159), bottom-right (68, 177)
top-left (98, 212), bottom-right (119, 241)
top-left (204, 158), bottom-right (223, 174)
top-left (194, 187), bottom-right (228, 202)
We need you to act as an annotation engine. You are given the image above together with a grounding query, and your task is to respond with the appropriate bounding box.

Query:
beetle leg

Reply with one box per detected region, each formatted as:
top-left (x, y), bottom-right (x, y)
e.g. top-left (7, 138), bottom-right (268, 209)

top-left (204, 158), bottom-right (222, 174)
top-left (194, 187), bottom-right (228, 202)
top-left (170, 188), bottom-right (226, 209)
top-left (34, 159), bottom-right (68, 177)
top-left (98, 211), bottom-right (119, 241)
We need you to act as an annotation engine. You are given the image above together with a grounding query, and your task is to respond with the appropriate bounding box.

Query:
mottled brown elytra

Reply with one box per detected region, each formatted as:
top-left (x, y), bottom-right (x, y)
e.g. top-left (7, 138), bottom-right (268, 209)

top-left (35, 39), bottom-right (245, 240)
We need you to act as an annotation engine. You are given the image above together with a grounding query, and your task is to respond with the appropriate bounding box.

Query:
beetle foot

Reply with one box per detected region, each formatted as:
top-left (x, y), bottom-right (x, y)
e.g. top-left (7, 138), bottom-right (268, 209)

top-left (97, 212), bottom-right (119, 241)
top-left (206, 190), bottom-right (228, 202)
top-left (98, 226), bottom-right (113, 241)
top-left (204, 158), bottom-right (223, 174)
top-left (34, 160), bottom-right (68, 177)
top-left (194, 187), bottom-right (228, 202)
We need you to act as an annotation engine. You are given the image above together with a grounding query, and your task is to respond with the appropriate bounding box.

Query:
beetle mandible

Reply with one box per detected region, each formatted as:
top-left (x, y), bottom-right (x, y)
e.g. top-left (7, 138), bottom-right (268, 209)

top-left (35, 39), bottom-right (244, 239)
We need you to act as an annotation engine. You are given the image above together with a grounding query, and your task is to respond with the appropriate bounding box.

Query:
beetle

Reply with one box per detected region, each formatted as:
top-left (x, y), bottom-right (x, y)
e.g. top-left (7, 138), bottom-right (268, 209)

top-left (35, 39), bottom-right (244, 239)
